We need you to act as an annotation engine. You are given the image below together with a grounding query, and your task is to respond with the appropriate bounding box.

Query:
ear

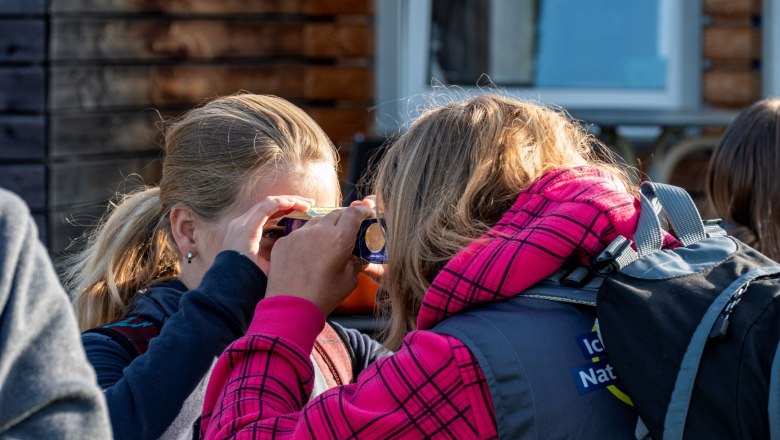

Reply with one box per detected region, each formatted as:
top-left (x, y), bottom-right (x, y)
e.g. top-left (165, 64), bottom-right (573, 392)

top-left (169, 205), bottom-right (197, 257)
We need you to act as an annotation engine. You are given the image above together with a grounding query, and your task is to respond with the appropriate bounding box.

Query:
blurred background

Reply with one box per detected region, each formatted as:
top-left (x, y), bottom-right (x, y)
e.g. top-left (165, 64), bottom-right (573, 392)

top-left (0, 0), bottom-right (777, 261)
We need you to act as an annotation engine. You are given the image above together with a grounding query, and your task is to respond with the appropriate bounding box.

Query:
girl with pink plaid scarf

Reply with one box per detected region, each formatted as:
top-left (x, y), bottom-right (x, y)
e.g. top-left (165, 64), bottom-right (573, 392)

top-left (201, 95), bottom-right (677, 439)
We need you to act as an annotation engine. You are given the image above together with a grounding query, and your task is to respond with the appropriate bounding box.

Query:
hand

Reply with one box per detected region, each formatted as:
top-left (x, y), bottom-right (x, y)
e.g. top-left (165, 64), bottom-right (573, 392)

top-left (350, 195), bottom-right (377, 209)
top-left (221, 196), bottom-right (314, 274)
top-left (265, 205), bottom-right (375, 315)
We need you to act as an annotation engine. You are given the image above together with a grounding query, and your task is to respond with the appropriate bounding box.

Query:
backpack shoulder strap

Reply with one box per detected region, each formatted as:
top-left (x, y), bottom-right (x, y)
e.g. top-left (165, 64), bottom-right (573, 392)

top-left (87, 315), bottom-right (162, 358)
top-left (312, 323), bottom-right (354, 387)
top-left (522, 268), bottom-right (601, 307)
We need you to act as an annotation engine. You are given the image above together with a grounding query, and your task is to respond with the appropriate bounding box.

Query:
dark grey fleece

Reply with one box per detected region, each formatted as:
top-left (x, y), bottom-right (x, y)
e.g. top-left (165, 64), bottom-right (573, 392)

top-left (0, 189), bottom-right (112, 439)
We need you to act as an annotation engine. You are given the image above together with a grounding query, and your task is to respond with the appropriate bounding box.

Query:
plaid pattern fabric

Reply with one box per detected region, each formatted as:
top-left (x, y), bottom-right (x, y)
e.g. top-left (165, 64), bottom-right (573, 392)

top-left (418, 167), bottom-right (678, 330)
top-left (201, 304), bottom-right (497, 439)
top-left (200, 167), bottom-right (677, 439)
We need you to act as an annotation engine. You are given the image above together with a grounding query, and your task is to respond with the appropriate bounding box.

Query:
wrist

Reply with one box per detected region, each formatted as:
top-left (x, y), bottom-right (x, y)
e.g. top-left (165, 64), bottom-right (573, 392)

top-left (249, 296), bottom-right (326, 353)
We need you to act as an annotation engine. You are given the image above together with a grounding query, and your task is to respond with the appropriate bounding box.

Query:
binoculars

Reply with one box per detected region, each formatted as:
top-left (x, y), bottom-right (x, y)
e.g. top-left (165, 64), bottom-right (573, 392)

top-left (279, 208), bottom-right (388, 264)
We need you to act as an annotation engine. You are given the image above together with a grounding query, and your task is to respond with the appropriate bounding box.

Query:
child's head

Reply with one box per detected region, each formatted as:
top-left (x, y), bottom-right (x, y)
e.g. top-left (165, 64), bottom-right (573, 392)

top-left (707, 97), bottom-right (780, 261)
top-left (374, 94), bottom-right (628, 348)
top-left (66, 94), bottom-right (339, 330)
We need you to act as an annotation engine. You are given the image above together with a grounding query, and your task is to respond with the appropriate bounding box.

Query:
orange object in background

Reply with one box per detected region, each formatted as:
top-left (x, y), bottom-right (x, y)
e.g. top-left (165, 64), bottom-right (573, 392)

top-left (336, 273), bottom-right (378, 314)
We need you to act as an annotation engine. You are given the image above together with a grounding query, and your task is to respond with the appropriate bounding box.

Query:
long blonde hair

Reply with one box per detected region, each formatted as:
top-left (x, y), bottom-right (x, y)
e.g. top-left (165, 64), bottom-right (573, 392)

top-left (707, 97), bottom-right (780, 261)
top-left (375, 94), bottom-right (629, 349)
top-left (64, 94), bottom-right (338, 330)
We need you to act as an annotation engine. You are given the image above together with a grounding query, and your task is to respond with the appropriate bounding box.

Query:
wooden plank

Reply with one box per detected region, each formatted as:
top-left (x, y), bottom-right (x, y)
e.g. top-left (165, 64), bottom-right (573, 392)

top-left (302, 0), bottom-right (373, 16)
top-left (50, 65), bottom-right (372, 111)
top-left (50, 19), bottom-right (373, 61)
top-left (307, 107), bottom-right (371, 143)
top-left (304, 23), bottom-right (373, 58)
top-left (0, 67), bottom-right (45, 112)
top-left (0, 115), bottom-right (45, 159)
top-left (0, 0), bottom-right (46, 15)
top-left (703, 25), bottom-right (761, 62)
top-left (49, 106), bottom-right (371, 157)
top-left (51, 19), bottom-right (302, 61)
top-left (704, 0), bottom-right (761, 16)
top-left (703, 68), bottom-right (761, 108)
top-left (0, 20), bottom-right (45, 62)
top-left (51, 0), bottom-right (301, 14)
top-left (51, 0), bottom-right (372, 15)
top-left (49, 112), bottom-right (162, 158)
top-left (49, 157), bottom-right (162, 208)
top-left (0, 164), bottom-right (45, 210)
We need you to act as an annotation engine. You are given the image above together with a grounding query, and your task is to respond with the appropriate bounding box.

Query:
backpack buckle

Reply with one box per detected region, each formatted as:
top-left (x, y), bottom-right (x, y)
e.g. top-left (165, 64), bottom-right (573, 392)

top-left (561, 266), bottom-right (592, 288)
top-left (592, 235), bottom-right (636, 274)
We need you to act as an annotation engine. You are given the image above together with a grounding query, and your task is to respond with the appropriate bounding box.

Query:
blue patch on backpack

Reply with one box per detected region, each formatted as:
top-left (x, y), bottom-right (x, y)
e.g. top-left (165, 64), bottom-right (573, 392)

top-left (576, 331), bottom-right (606, 359)
top-left (572, 358), bottom-right (620, 395)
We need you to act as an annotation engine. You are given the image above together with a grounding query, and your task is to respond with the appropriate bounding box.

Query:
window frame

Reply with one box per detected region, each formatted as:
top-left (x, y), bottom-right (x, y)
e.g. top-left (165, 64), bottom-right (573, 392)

top-left (766, 0), bottom-right (780, 96)
top-left (375, 0), bottom-right (702, 131)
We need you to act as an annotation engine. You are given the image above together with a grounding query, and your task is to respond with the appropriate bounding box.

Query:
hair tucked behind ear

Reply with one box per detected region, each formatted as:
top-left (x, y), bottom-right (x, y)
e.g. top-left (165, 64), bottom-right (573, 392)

top-left (64, 94), bottom-right (338, 331)
top-left (63, 188), bottom-right (178, 330)
top-left (374, 94), bottom-right (629, 350)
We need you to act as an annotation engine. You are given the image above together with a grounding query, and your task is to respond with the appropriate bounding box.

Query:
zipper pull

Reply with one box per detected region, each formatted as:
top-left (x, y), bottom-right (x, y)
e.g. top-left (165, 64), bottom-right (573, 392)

top-left (709, 282), bottom-right (750, 340)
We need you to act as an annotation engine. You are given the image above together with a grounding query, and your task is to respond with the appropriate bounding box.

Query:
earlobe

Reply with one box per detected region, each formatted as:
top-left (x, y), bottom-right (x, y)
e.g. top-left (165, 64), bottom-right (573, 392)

top-left (169, 205), bottom-right (197, 258)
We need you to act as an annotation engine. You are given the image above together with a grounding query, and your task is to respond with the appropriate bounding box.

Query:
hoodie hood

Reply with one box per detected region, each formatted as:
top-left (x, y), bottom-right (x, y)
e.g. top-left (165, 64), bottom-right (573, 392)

top-left (129, 279), bottom-right (187, 324)
top-left (416, 166), bottom-right (679, 330)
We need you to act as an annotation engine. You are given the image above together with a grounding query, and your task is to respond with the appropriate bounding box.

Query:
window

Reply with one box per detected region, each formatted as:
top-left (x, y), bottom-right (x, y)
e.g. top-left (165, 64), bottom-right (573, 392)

top-left (376, 0), bottom-right (701, 130)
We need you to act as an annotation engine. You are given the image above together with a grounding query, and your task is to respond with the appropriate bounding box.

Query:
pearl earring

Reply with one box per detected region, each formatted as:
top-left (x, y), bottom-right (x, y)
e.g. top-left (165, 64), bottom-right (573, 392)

top-left (187, 251), bottom-right (193, 264)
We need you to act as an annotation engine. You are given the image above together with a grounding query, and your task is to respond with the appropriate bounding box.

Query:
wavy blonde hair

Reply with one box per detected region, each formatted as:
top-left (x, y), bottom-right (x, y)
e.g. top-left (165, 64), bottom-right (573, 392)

top-left (64, 94), bottom-right (338, 331)
top-left (374, 94), bottom-right (629, 349)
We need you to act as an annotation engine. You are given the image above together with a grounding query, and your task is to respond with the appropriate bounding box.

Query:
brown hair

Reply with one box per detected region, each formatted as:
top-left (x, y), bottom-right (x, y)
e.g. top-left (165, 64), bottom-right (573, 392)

top-left (707, 97), bottom-right (780, 261)
top-left (374, 94), bottom-right (629, 349)
top-left (64, 94), bottom-right (338, 330)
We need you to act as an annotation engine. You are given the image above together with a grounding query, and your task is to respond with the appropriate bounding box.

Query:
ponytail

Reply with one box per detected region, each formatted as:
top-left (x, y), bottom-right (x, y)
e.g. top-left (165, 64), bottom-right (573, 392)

top-left (64, 187), bottom-right (180, 331)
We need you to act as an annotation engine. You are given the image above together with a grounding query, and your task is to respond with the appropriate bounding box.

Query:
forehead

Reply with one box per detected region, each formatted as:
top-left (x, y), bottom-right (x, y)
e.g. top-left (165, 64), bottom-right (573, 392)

top-left (242, 161), bottom-right (339, 208)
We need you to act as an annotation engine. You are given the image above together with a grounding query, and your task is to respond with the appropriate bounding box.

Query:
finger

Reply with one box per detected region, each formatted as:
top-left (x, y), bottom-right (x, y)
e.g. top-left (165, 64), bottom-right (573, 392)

top-left (334, 205), bottom-right (373, 228)
top-left (318, 208), bottom-right (345, 226)
top-left (349, 196), bottom-right (377, 209)
top-left (240, 196), bottom-right (312, 236)
top-left (360, 262), bottom-right (386, 282)
top-left (362, 195), bottom-right (377, 209)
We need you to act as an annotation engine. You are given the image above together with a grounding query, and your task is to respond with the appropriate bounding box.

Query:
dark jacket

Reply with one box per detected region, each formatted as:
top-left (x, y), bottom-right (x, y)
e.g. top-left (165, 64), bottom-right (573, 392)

top-left (82, 251), bottom-right (384, 440)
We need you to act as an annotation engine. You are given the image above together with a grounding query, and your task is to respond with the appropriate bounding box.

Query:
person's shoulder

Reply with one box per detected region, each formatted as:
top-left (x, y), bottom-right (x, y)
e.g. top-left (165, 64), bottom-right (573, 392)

top-left (0, 189), bottom-right (32, 231)
top-left (0, 188), bottom-right (30, 214)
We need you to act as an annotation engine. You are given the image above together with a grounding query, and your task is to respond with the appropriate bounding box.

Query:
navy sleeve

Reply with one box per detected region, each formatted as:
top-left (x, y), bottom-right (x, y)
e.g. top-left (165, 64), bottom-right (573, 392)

top-left (81, 332), bottom-right (134, 389)
top-left (329, 321), bottom-right (391, 376)
top-left (96, 251), bottom-right (267, 440)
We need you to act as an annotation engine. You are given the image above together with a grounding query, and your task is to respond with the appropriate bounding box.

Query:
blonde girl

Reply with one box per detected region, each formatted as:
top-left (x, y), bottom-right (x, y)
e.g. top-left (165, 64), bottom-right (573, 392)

top-left (66, 94), bottom-right (384, 440)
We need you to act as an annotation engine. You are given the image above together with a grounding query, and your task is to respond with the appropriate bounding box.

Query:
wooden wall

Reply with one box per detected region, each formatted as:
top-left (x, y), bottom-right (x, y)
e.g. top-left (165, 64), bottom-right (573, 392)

top-left (46, 0), bottom-right (374, 254)
top-left (703, 0), bottom-right (763, 108)
top-left (0, 0), bottom-right (47, 238)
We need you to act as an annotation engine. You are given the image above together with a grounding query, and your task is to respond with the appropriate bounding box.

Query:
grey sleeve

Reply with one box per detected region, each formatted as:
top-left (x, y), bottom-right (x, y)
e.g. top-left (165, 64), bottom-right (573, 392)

top-left (329, 321), bottom-right (392, 375)
top-left (0, 190), bottom-right (112, 439)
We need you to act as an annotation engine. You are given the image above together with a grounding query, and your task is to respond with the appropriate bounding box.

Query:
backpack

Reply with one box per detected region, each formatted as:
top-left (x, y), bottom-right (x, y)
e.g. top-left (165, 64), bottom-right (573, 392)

top-left (524, 182), bottom-right (780, 440)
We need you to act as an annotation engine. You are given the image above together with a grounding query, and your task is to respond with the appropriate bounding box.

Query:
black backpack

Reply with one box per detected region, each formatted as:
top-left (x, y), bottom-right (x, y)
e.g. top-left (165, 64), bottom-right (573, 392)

top-left (523, 182), bottom-right (780, 440)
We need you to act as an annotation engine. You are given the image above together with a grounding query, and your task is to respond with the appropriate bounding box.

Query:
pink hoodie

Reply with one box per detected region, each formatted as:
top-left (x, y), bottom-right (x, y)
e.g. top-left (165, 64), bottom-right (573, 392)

top-left (200, 167), bottom-right (678, 439)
